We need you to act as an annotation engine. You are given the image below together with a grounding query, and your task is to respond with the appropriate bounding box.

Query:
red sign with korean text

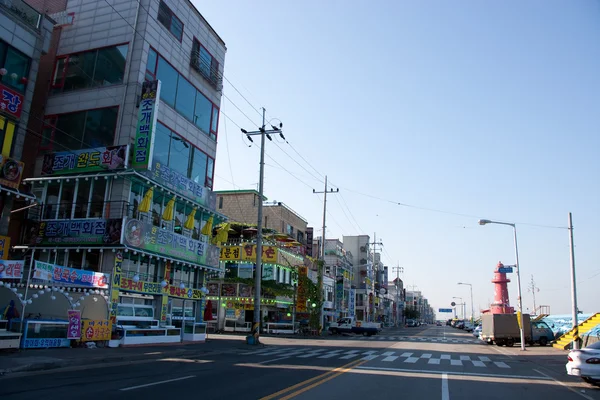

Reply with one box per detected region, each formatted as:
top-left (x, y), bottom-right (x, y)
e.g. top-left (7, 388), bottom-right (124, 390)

top-left (0, 83), bottom-right (23, 119)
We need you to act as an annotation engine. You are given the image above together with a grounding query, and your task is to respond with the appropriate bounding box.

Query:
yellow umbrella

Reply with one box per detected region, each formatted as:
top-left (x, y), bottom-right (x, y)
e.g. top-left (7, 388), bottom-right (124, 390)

top-left (138, 187), bottom-right (154, 213)
top-left (162, 197), bottom-right (176, 221)
top-left (184, 207), bottom-right (197, 230)
top-left (215, 223), bottom-right (230, 243)
top-left (201, 215), bottom-right (214, 236)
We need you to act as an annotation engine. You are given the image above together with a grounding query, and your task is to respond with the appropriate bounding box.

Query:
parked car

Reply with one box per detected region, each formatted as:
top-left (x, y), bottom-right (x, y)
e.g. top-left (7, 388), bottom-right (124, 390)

top-left (406, 319), bottom-right (417, 327)
top-left (436, 321), bottom-right (442, 326)
top-left (463, 322), bottom-right (474, 332)
top-left (473, 325), bottom-right (482, 337)
top-left (455, 321), bottom-right (465, 329)
top-left (566, 341), bottom-right (600, 387)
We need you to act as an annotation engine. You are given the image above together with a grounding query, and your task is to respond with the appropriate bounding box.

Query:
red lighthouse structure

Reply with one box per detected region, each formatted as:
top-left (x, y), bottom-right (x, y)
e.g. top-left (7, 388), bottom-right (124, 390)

top-left (490, 262), bottom-right (514, 314)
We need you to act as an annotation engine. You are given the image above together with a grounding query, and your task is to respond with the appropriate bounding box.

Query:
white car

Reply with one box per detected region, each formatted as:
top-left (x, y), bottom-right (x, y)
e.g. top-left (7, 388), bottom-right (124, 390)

top-left (566, 341), bottom-right (600, 387)
top-left (473, 325), bottom-right (482, 337)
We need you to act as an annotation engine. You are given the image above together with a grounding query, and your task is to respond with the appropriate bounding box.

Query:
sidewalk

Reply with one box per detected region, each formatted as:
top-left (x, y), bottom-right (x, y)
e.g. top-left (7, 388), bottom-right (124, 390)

top-left (0, 338), bottom-right (249, 376)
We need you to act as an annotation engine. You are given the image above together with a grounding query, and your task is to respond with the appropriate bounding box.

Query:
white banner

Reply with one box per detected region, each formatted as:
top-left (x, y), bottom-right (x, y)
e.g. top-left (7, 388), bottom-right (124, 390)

top-left (0, 260), bottom-right (24, 279)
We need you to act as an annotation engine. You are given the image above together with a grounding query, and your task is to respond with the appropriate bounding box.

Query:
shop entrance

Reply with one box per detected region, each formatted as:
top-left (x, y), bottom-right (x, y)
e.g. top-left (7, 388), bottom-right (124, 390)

top-left (170, 298), bottom-right (197, 338)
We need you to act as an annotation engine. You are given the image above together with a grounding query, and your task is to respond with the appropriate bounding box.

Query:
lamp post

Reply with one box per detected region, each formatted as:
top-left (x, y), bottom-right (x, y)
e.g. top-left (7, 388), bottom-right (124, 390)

top-left (241, 110), bottom-right (284, 345)
top-left (452, 297), bottom-right (464, 319)
top-left (479, 219), bottom-right (526, 351)
top-left (458, 282), bottom-right (474, 323)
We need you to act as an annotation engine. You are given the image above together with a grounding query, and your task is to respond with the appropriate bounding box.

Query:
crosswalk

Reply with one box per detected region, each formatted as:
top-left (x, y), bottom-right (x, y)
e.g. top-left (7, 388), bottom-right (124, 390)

top-left (241, 347), bottom-right (510, 369)
top-left (350, 335), bottom-right (479, 344)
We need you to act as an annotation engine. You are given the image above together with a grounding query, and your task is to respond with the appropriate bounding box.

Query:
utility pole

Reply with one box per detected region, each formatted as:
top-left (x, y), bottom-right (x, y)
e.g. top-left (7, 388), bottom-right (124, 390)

top-left (241, 109), bottom-right (284, 345)
top-left (368, 234), bottom-right (383, 322)
top-left (527, 275), bottom-right (539, 315)
top-left (392, 265), bottom-right (404, 327)
top-left (313, 176), bottom-right (339, 330)
top-left (568, 212), bottom-right (579, 350)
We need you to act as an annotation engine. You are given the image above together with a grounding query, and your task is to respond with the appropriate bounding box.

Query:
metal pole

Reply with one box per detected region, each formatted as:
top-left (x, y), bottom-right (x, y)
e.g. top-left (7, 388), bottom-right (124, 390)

top-left (470, 284), bottom-right (474, 324)
top-left (568, 212), bottom-right (579, 350)
top-left (320, 175), bottom-right (327, 330)
top-left (20, 249), bottom-right (36, 334)
top-left (512, 225), bottom-right (526, 351)
top-left (252, 107), bottom-right (266, 344)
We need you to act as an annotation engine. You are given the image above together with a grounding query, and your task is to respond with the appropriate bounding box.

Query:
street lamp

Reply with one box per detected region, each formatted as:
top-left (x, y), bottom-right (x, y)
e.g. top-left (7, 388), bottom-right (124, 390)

top-left (452, 297), bottom-right (464, 319)
top-left (458, 282), bottom-right (474, 323)
top-left (478, 219), bottom-right (526, 351)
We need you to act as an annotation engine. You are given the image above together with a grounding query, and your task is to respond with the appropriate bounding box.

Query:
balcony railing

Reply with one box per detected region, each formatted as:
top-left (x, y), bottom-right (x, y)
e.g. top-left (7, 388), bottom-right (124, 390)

top-left (0, 0), bottom-right (42, 30)
top-left (190, 50), bottom-right (223, 92)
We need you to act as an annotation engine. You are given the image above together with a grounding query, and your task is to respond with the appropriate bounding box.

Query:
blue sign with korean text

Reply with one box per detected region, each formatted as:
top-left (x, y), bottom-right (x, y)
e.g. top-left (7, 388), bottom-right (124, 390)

top-left (438, 308), bottom-right (453, 313)
top-left (33, 260), bottom-right (110, 288)
top-left (498, 266), bottom-right (513, 274)
top-left (22, 338), bottom-right (70, 349)
top-left (41, 145), bottom-right (128, 176)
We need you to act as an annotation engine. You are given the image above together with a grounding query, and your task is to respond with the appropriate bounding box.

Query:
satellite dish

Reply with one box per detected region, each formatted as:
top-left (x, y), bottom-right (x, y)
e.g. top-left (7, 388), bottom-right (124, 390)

top-left (451, 301), bottom-right (456, 307)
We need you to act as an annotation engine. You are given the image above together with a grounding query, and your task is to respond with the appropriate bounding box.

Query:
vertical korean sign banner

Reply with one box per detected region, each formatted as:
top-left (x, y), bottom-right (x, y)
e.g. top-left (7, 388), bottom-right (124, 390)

top-left (133, 80), bottom-right (161, 170)
top-left (348, 289), bottom-right (356, 318)
top-left (109, 252), bottom-right (123, 325)
top-left (67, 310), bottom-right (81, 339)
top-left (296, 266), bottom-right (308, 313)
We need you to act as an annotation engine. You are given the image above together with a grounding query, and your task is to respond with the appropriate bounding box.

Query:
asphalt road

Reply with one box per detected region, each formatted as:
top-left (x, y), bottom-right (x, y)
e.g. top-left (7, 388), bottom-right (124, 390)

top-left (1, 325), bottom-right (598, 400)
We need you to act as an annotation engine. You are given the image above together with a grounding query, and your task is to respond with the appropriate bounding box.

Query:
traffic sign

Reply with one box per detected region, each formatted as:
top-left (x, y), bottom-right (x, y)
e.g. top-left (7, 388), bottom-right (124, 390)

top-left (438, 308), bottom-right (453, 313)
top-left (498, 266), bottom-right (513, 273)
top-left (450, 302), bottom-right (456, 307)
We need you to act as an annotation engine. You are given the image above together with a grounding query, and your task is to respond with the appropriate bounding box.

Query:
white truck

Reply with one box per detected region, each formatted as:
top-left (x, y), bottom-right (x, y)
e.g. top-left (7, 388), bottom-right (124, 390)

top-left (328, 317), bottom-right (382, 336)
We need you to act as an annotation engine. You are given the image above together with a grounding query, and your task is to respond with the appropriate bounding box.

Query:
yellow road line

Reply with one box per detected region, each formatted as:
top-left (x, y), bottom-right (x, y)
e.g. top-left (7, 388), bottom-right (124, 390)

top-left (279, 360), bottom-right (367, 400)
top-left (259, 359), bottom-right (364, 400)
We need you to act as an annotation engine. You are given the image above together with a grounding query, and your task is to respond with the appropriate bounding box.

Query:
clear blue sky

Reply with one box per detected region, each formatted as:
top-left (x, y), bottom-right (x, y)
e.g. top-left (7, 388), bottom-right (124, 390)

top-left (194, 0), bottom-right (600, 316)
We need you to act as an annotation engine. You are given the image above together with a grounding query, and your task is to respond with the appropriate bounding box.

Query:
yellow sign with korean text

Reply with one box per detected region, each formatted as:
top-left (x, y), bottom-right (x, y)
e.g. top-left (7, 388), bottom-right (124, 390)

top-left (82, 319), bottom-right (112, 341)
top-left (220, 246), bottom-right (241, 261)
top-left (241, 245), bottom-right (278, 263)
top-left (0, 235), bottom-right (10, 260)
top-left (296, 266), bottom-right (308, 313)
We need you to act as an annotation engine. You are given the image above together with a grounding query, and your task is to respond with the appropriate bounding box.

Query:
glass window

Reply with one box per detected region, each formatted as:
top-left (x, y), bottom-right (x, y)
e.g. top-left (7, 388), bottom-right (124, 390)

top-left (63, 51), bottom-right (96, 91)
top-left (89, 178), bottom-right (107, 217)
top-left (157, 57), bottom-right (178, 106)
top-left (169, 133), bottom-right (190, 177)
top-left (93, 45), bottom-right (128, 87)
top-left (211, 106), bottom-right (219, 135)
top-left (44, 182), bottom-right (61, 219)
top-left (54, 111), bottom-right (85, 151)
top-left (190, 147), bottom-right (207, 185)
top-left (199, 47), bottom-right (211, 78)
top-left (74, 179), bottom-right (91, 218)
top-left (157, 1), bottom-right (183, 42)
top-left (83, 107), bottom-right (117, 148)
top-left (2, 45), bottom-right (30, 92)
top-left (153, 122), bottom-right (171, 165)
top-left (59, 181), bottom-right (76, 219)
top-left (170, 16), bottom-right (183, 41)
top-left (206, 157), bottom-right (214, 188)
top-left (176, 77), bottom-right (196, 121)
top-left (68, 250), bottom-right (84, 269)
top-left (194, 91), bottom-right (211, 134)
top-left (146, 48), bottom-right (157, 79)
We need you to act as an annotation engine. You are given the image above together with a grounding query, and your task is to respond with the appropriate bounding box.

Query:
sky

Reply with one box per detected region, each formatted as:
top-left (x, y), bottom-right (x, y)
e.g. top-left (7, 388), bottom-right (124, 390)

top-left (193, 0), bottom-right (600, 317)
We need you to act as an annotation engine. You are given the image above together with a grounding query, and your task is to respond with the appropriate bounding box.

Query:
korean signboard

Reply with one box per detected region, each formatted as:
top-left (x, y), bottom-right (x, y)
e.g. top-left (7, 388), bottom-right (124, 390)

top-left (23, 338), bottom-right (70, 349)
top-left (220, 246), bottom-right (241, 261)
top-left (296, 266), bottom-right (308, 313)
top-left (0, 83), bottom-right (23, 119)
top-left (133, 80), bottom-right (160, 170)
top-left (82, 320), bottom-right (112, 341)
top-left (30, 219), bottom-right (123, 246)
top-left (0, 155), bottom-right (24, 189)
top-left (67, 310), bottom-right (81, 339)
top-left (305, 228), bottom-right (313, 257)
top-left (33, 261), bottom-right (110, 288)
top-left (240, 245), bottom-right (278, 263)
top-left (117, 275), bottom-right (204, 300)
top-left (348, 289), bottom-right (356, 317)
top-left (121, 217), bottom-right (220, 269)
top-left (0, 259), bottom-right (23, 279)
top-left (41, 145), bottom-right (128, 176)
top-left (0, 235), bottom-right (9, 259)
top-left (139, 161), bottom-right (216, 211)
top-left (109, 252), bottom-right (122, 324)
top-left (336, 280), bottom-right (344, 313)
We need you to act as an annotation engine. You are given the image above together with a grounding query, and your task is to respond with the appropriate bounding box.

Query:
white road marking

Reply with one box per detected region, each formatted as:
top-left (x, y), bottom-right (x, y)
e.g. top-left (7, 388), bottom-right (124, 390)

top-left (405, 357), bottom-right (419, 363)
top-left (450, 360), bottom-right (462, 366)
top-left (362, 350), bottom-right (377, 355)
top-left (120, 375), bottom-right (196, 391)
top-left (340, 353), bottom-right (360, 360)
top-left (381, 351), bottom-right (395, 356)
top-left (442, 373), bottom-right (449, 400)
top-left (356, 366), bottom-right (551, 380)
top-left (344, 350), bottom-right (360, 354)
top-left (382, 356), bottom-right (398, 362)
top-left (533, 369), bottom-right (595, 400)
top-left (297, 350), bottom-right (326, 358)
top-left (472, 360), bottom-right (485, 367)
top-left (478, 356), bottom-right (491, 362)
top-left (259, 356), bottom-right (290, 364)
top-left (428, 358), bottom-right (441, 365)
top-left (421, 353), bottom-right (432, 359)
top-left (400, 352), bottom-right (413, 357)
top-left (494, 362), bottom-right (510, 368)
top-left (440, 354), bottom-right (451, 360)
top-left (459, 355), bottom-right (471, 361)
top-left (318, 351), bottom-right (344, 359)
top-left (362, 355), bottom-right (379, 361)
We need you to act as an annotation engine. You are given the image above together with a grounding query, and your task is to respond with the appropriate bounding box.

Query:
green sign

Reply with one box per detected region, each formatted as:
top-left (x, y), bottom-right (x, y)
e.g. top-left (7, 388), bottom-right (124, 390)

top-left (41, 145), bottom-right (128, 176)
top-left (133, 80), bottom-right (161, 170)
top-left (30, 219), bottom-right (123, 246)
top-left (121, 217), bottom-right (220, 269)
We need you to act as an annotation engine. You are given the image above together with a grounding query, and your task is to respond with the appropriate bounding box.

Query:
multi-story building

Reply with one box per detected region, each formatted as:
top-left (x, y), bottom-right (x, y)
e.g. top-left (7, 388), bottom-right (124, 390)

top-left (323, 239), bottom-right (353, 320)
top-left (2, 0), bottom-right (227, 348)
top-left (342, 234), bottom-right (372, 321)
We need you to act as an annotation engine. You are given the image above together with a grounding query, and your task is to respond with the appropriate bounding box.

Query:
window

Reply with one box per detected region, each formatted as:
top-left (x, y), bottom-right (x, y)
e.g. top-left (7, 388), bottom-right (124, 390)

top-left (156, 122), bottom-right (215, 189)
top-left (41, 107), bottom-right (118, 152)
top-left (191, 39), bottom-right (220, 89)
top-left (0, 41), bottom-right (31, 92)
top-left (52, 44), bottom-right (128, 93)
top-left (146, 49), bottom-right (219, 140)
top-left (157, 1), bottom-right (183, 42)
top-left (218, 196), bottom-right (223, 209)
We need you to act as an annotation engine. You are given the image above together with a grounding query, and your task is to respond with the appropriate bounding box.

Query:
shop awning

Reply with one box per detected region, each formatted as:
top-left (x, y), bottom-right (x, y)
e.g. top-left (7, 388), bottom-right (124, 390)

top-left (122, 244), bottom-right (222, 273)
